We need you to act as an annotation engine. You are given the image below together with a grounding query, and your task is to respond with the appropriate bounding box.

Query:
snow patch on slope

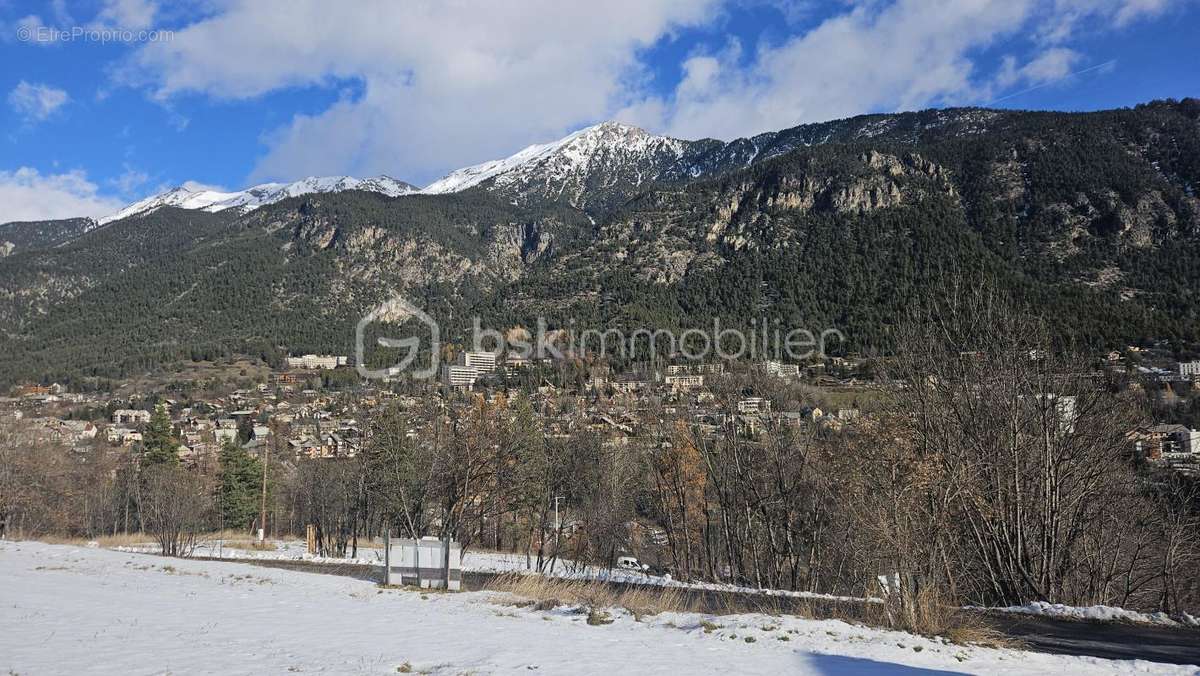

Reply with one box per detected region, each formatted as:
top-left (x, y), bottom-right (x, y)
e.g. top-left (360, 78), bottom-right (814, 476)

top-left (422, 121), bottom-right (687, 196)
top-left (99, 175), bottom-right (417, 225)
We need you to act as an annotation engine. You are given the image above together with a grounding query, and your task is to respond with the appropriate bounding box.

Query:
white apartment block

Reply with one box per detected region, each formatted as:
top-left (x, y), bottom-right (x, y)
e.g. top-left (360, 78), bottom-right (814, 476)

top-left (762, 360), bottom-right (800, 378)
top-left (664, 374), bottom-right (705, 390)
top-left (111, 409), bottom-right (152, 425)
top-left (666, 363), bottom-right (725, 375)
top-left (1179, 361), bottom-right (1200, 378)
top-left (457, 351), bottom-right (498, 372)
top-left (286, 354), bottom-right (348, 370)
top-left (737, 397), bottom-right (771, 414)
top-left (1184, 429), bottom-right (1200, 455)
top-left (442, 365), bottom-right (480, 388)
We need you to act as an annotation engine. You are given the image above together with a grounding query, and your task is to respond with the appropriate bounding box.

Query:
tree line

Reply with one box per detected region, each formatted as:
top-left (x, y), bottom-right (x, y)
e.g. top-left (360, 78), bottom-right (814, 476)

top-left (2, 294), bottom-right (1198, 629)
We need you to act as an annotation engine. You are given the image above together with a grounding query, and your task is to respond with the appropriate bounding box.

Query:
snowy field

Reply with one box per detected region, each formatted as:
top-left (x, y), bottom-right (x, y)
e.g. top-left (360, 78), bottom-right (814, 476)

top-left (116, 537), bottom-right (881, 604)
top-left (1, 540), bottom-right (1193, 675)
top-left (143, 538), bottom-right (1200, 627)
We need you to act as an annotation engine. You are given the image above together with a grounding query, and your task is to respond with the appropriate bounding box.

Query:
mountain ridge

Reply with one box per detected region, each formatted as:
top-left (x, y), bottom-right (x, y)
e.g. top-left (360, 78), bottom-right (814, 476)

top-left (97, 175), bottom-right (420, 225)
top-left (2, 98), bottom-right (1199, 385)
top-left (2, 106), bottom-right (1020, 232)
top-left (418, 108), bottom-right (1013, 212)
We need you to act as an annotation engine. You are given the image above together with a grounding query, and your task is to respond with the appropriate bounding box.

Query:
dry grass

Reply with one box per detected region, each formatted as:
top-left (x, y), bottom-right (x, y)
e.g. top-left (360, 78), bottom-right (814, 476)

top-left (881, 587), bottom-right (1016, 649)
top-left (221, 540), bottom-right (278, 552)
top-left (483, 572), bottom-right (700, 618)
top-left (944, 617), bottom-right (1016, 650)
top-left (485, 570), bottom-right (1015, 649)
top-left (32, 532), bottom-right (155, 548)
top-left (201, 529), bottom-right (267, 541)
top-left (28, 529), bottom-right (275, 551)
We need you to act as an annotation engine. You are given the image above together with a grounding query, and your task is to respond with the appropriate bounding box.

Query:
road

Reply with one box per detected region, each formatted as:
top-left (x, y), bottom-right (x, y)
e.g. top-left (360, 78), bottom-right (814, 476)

top-left (973, 611), bottom-right (1200, 666)
top-left (192, 555), bottom-right (1200, 667)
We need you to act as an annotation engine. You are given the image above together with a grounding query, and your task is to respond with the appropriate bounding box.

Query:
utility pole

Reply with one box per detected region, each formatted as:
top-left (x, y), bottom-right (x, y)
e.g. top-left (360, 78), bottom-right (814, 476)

top-left (258, 423), bottom-right (273, 542)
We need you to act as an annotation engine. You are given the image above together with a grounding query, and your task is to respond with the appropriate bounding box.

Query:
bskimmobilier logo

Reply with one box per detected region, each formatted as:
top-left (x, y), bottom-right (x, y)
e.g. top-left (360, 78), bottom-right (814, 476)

top-left (356, 295), bottom-right (441, 380)
top-left (356, 293), bottom-right (845, 381)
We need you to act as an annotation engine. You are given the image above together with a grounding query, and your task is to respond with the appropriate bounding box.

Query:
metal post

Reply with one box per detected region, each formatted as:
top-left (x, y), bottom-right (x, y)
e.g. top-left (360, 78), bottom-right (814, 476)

top-left (443, 532), bottom-right (451, 590)
top-left (383, 529), bottom-right (391, 586)
top-left (258, 435), bottom-right (270, 542)
top-left (414, 538), bottom-right (421, 589)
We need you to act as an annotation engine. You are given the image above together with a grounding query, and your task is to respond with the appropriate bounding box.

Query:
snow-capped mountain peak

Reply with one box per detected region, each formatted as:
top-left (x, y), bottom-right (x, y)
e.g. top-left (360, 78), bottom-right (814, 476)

top-left (73, 110), bottom-right (1008, 229)
top-left (99, 175), bottom-right (418, 225)
top-left (421, 121), bottom-right (688, 205)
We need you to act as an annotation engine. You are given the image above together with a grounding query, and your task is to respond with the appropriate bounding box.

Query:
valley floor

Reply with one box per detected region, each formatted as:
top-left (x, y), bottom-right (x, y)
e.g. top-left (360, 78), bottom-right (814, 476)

top-left (0, 540), bottom-right (1192, 675)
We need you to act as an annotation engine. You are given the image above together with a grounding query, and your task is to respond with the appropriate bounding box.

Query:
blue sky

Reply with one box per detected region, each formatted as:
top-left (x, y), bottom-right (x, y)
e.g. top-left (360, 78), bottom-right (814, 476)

top-left (1, 0), bottom-right (1197, 223)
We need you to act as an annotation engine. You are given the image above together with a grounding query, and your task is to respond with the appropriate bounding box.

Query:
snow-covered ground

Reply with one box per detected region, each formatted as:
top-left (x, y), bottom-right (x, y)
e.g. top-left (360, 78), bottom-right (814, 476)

top-left (115, 537), bottom-right (880, 605)
top-left (116, 538), bottom-right (1200, 630)
top-left (983, 601), bottom-right (1200, 628)
top-left (1, 540), bottom-right (1191, 675)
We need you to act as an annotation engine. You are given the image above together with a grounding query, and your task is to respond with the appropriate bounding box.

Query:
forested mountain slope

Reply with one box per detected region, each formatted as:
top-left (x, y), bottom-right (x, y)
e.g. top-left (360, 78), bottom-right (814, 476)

top-left (1, 99), bottom-right (1197, 386)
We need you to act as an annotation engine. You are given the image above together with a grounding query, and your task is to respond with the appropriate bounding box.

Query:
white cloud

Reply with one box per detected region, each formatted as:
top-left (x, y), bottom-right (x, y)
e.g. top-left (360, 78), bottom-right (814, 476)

top-left (49, 0), bottom-right (74, 26)
top-left (116, 0), bottom-right (719, 184)
top-left (1112, 0), bottom-right (1176, 24)
top-left (112, 0), bottom-right (1189, 183)
top-left (620, 0), bottom-right (1037, 140)
top-left (1020, 47), bottom-right (1084, 84)
top-left (110, 164), bottom-right (150, 196)
top-left (88, 0), bottom-right (159, 31)
top-left (993, 47), bottom-right (1084, 90)
top-left (180, 179), bottom-right (229, 192)
top-left (0, 168), bottom-right (124, 223)
top-left (7, 81), bottom-right (69, 122)
top-left (1038, 0), bottom-right (1183, 42)
top-left (620, 0), bottom-right (1189, 140)
top-left (4, 14), bottom-right (49, 45)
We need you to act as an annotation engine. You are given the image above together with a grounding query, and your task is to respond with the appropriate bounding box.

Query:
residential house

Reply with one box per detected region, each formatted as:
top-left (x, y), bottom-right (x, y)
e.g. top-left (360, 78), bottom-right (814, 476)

top-left (664, 374), bottom-right (705, 392)
top-left (737, 397), bottom-right (771, 414)
top-left (112, 409), bottom-right (151, 425)
top-left (761, 360), bottom-right (800, 378)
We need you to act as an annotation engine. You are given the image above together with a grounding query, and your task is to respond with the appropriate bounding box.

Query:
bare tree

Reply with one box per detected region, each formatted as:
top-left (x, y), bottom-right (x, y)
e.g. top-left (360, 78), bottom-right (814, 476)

top-left (364, 402), bottom-right (436, 540)
top-left (295, 458), bottom-right (363, 557)
top-left (879, 289), bottom-right (1172, 609)
top-left (140, 465), bottom-right (213, 557)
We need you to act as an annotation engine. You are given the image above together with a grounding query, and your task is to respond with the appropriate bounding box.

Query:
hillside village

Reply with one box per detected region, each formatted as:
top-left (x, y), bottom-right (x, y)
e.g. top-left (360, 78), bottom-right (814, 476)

top-left (4, 352), bottom-right (873, 467)
top-left (8, 341), bottom-right (1200, 480)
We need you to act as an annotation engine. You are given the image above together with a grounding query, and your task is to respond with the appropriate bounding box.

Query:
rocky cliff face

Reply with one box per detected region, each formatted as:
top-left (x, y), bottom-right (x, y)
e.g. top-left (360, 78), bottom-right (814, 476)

top-left (422, 108), bottom-right (1015, 216)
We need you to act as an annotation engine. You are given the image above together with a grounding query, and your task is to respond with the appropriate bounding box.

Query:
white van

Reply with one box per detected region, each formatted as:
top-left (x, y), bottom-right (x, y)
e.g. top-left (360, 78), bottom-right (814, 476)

top-left (616, 555), bottom-right (648, 572)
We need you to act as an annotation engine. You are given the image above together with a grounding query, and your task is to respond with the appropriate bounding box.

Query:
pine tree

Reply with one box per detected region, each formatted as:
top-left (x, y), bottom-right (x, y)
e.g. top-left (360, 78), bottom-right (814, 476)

top-left (140, 404), bottom-right (179, 466)
top-left (237, 416), bottom-right (254, 444)
top-left (217, 439), bottom-right (262, 530)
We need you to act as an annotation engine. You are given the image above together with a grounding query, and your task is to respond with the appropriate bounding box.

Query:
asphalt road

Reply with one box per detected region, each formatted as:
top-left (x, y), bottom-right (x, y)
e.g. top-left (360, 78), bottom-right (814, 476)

top-left (192, 555), bottom-right (1200, 667)
top-left (973, 611), bottom-right (1200, 666)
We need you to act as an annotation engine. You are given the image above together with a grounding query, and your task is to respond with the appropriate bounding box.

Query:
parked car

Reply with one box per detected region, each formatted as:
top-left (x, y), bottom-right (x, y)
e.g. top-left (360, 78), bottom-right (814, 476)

top-left (615, 555), bottom-right (649, 572)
